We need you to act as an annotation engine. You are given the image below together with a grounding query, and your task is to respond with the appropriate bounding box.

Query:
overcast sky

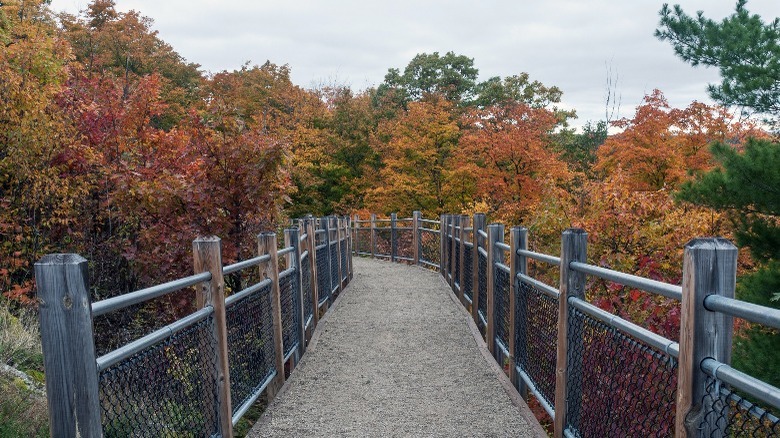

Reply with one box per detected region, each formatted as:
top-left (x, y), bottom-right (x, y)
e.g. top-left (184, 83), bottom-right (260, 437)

top-left (49, 0), bottom-right (780, 127)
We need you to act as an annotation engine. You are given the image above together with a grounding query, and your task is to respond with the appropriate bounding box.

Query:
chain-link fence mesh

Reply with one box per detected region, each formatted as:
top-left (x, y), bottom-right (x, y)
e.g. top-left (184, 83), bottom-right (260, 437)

top-left (316, 243), bottom-right (330, 304)
top-left (280, 269), bottom-right (300, 359)
top-left (477, 250), bottom-right (488, 334)
top-left (454, 238), bottom-right (462, 289)
top-left (301, 252), bottom-right (313, 327)
top-left (494, 264), bottom-right (511, 352)
top-left (355, 227), bottom-right (371, 254)
top-left (374, 226), bottom-right (392, 257)
top-left (565, 305), bottom-right (678, 437)
top-left (329, 241), bottom-right (339, 296)
top-left (226, 281), bottom-right (277, 415)
top-left (394, 225), bottom-right (415, 260)
top-left (419, 229), bottom-right (440, 267)
top-left (699, 374), bottom-right (780, 437)
top-left (463, 242), bottom-right (473, 303)
top-left (340, 238), bottom-right (348, 283)
top-left (515, 280), bottom-right (558, 409)
top-left (99, 312), bottom-right (219, 437)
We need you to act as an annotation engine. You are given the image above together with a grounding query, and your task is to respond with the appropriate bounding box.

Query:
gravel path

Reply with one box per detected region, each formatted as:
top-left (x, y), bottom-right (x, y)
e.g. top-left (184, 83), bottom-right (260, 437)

top-left (250, 257), bottom-right (544, 437)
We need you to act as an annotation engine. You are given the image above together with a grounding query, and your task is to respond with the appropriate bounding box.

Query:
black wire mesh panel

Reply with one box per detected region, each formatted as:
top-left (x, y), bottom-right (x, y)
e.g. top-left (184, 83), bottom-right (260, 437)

top-left (515, 281), bottom-right (558, 409)
top-left (355, 228), bottom-right (371, 254)
top-left (454, 239), bottom-right (461, 288)
top-left (316, 244), bottom-right (330, 304)
top-left (374, 227), bottom-right (392, 257)
top-left (99, 314), bottom-right (219, 437)
top-left (477, 250), bottom-right (488, 333)
top-left (565, 306), bottom-right (678, 437)
top-left (419, 229), bottom-right (440, 267)
top-left (280, 269), bottom-right (300, 359)
top-left (494, 265), bottom-right (511, 351)
top-left (329, 241), bottom-right (339, 295)
top-left (340, 238), bottom-right (348, 283)
top-left (462, 244), bottom-right (473, 302)
top-left (300, 252), bottom-right (313, 326)
top-left (699, 375), bottom-right (780, 437)
top-left (394, 227), bottom-right (414, 260)
top-left (226, 282), bottom-right (276, 415)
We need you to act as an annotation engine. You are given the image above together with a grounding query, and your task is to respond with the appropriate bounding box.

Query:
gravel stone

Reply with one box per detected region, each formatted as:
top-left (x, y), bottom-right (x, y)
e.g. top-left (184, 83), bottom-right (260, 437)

top-left (249, 257), bottom-right (544, 437)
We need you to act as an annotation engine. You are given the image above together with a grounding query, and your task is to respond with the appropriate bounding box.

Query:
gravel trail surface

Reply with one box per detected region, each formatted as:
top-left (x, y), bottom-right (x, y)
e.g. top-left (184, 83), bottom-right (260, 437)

top-left (250, 257), bottom-right (544, 437)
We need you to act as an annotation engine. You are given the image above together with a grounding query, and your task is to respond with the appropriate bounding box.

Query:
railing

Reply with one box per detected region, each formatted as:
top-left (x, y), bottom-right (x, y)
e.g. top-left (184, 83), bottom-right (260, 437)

top-left (35, 215), bottom-right (353, 437)
top-left (356, 211), bottom-right (780, 438)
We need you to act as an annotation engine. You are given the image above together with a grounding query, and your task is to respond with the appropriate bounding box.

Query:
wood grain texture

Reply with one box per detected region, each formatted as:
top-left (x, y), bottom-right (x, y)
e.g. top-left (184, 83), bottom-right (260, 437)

top-left (35, 254), bottom-right (102, 438)
top-left (192, 237), bottom-right (233, 437)
top-left (259, 232), bottom-right (285, 399)
top-left (675, 238), bottom-right (737, 438)
top-left (553, 229), bottom-right (587, 438)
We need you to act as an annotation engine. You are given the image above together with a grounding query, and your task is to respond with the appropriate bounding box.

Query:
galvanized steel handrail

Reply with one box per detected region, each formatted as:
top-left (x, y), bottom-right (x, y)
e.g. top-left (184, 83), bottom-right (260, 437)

top-left (704, 294), bottom-right (780, 330)
top-left (702, 358), bottom-right (780, 412)
top-left (569, 297), bottom-right (680, 358)
top-left (224, 278), bottom-right (273, 307)
top-left (420, 227), bottom-right (440, 233)
top-left (517, 248), bottom-right (561, 266)
top-left (517, 272), bottom-right (559, 299)
top-left (569, 261), bottom-right (682, 301)
top-left (91, 271), bottom-right (212, 317)
top-left (495, 242), bottom-right (511, 252)
top-left (223, 254), bottom-right (272, 275)
top-left (96, 306), bottom-right (214, 372)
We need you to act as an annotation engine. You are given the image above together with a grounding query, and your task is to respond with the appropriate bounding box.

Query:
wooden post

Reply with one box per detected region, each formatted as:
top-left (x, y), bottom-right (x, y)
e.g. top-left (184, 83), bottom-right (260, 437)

top-left (334, 217), bottom-right (343, 293)
top-left (286, 228), bottom-right (306, 359)
top-left (35, 254), bottom-right (102, 438)
top-left (412, 211), bottom-right (421, 266)
top-left (458, 215), bottom-right (470, 305)
top-left (390, 213), bottom-right (398, 263)
top-left (352, 214), bottom-right (359, 256)
top-left (472, 213), bottom-right (486, 324)
top-left (486, 224), bottom-right (504, 356)
top-left (307, 219), bottom-right (320, 328)
top-left (675, 238), bottom-right (737, 438)
top-left (370, 213), bottom-right (377, 259)
top-left (322, 217), bottom-right (333, 302)
top-left (510, 227), bottom-right (529, 399)
top-left (449, 215), bottom-right (458, 289)
top-left (192, 237), bottom-right (233, 437)
top-left (439, 214), bottom-right (446, 274)
top-left (553, 229), bottom-right (587, 438)
top-left (347, 216), bottom-right (354, 280)
top-left (259, 232), bottom-right (285, 398)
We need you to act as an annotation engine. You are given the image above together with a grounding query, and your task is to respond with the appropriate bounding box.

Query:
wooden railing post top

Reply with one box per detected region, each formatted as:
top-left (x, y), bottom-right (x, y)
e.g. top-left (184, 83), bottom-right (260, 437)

top-left (488, 223), bottom-right (504, 231)
top-left (36, 253), bottom-right (88, 266)
top-left (193, 235), bottom-right (221, 244)
top-left (510, 226), bottom-right (528, 233)
top-left (563, 228), bottom-right (587, 237)
top-left (684, 237), bottom-right (737, 251)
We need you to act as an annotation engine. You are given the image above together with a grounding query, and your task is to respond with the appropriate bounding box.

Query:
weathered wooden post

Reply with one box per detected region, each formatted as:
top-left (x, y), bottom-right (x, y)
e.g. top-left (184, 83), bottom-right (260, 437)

top-left (307, 219), bottom-right (320, 327)
top-left (353, 214), bottom-right (359, 256)
top-left (192, 237), bottom-right (233, 437)
top-left (510, 227), bottom-right (529, 399)
top-left (390, 213), bottom-right (398, 263)
top-left (322, 217), bottom-right (333, 303)
top-left (458, 214), bottom-right (471, 305)
top-left (449, 215), bottom-right (458, 289)
top-left (370, 213), bottom-right (377, 259)
top-left (285, 228), bottom-right (306, 359)
top-left (412, 211), bottom-right (421, 266)
top-left (675, 238), bottom-right (737, 438)
top-left (259, 232), bottom-right (285, 399)
top-left (346, 216), bottom-right (354, 280)
top-left (334, 216), bottom-right (344, 294)
top-left (553, 229), bottom-right (587, 438)
top-left (36, 254), bottom-right (103, 437)
top-left (472, 213), bottom-right (486, 324)
top-left (486, 224), bottom-right (504, 356)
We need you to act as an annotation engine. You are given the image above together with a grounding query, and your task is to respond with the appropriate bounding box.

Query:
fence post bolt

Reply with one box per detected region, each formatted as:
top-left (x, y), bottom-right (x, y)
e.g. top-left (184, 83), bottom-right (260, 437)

top-left (676, 238), bottom-right (737, 438)
top-left (553, 229), bottom-right (587, 438)
top-left (35, 254), bottom-right (102, 437)
top-left (259, 232), bottom-right (285, 399)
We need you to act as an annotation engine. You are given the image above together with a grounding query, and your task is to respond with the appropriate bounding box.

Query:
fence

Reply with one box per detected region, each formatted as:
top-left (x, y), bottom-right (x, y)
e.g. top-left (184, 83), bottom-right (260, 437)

top-left (354, 211), bottom-right (780, 438)
top-left (35, 216), bottom-right (353, 437)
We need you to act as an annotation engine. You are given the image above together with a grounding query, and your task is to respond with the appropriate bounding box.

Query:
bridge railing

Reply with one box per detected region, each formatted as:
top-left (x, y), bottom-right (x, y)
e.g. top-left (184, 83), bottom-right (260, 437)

top-left (35, 215), bottom-right (353, 437)
top-left (356, 211), bottom-right (780, 438)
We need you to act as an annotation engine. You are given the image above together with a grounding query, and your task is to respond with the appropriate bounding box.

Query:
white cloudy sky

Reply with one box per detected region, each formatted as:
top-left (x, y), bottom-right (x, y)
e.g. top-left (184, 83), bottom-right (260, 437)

top-left (49, 0), bottom-right (780, 126)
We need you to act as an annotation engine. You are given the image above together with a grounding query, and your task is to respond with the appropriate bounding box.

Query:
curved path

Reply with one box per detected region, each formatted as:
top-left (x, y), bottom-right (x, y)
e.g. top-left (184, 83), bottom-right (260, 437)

top-left (250, 257), bottom-right (544, 437)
